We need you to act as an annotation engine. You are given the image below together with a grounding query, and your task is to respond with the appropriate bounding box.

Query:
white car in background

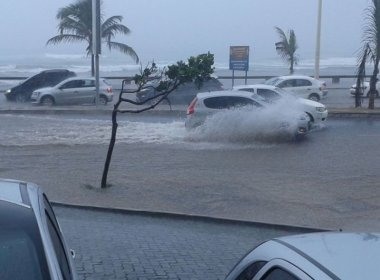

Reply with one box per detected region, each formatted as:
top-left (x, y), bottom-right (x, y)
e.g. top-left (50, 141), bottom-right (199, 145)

top-left (350, 81), bottom-right (380, 97)
top-left (234, 84), bottom-right (328, 125)
top-left (185, 90), bottom-right (310, 137)
top-left (226, 232), bottom-right (380, 280)
top-left (264, 75), bottom-right (328, 101)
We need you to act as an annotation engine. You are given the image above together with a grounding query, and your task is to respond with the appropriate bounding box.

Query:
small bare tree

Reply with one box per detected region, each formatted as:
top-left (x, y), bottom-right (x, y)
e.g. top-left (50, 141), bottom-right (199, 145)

top-left (101, 53), bottom-right (215, 188)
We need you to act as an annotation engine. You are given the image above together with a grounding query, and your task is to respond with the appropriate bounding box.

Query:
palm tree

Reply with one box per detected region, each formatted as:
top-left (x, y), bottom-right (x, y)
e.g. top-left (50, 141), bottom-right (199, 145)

top-left (274, 27), bottom-right (298, 74)
top-left (355, 43), bottom-right (370, 107)
top-left (47, 0), bottom-right (139, 76)
top-left (359, 0), bottom-right (380, 109)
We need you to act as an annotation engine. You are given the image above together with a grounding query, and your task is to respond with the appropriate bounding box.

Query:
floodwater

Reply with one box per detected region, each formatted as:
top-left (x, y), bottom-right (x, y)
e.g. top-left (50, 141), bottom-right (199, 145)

top-left (0, 104), bottom-right (310, 147)
top-left (1, 113), bottom-right (380, 230)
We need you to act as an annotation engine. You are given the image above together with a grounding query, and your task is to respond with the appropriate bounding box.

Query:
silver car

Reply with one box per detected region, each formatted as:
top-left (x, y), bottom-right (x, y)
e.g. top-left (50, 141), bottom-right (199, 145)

top-left (186, 90), bottom-right (310, 137)
top-left (0, 178), bottom-right (77, 279)
top-left (226, 232), bottom-right (380, 280)
top-left (31, 77), bottom-right (113, 106)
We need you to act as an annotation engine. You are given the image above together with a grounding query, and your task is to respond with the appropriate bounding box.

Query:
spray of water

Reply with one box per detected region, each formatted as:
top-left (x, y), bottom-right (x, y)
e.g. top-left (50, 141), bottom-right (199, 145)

top-left (185, 98), bottom-right (308, 144)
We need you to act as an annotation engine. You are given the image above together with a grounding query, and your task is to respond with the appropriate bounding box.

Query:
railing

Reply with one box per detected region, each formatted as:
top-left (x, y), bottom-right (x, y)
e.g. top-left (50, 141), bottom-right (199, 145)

top-left (0, 75), bottom-right (360, 91)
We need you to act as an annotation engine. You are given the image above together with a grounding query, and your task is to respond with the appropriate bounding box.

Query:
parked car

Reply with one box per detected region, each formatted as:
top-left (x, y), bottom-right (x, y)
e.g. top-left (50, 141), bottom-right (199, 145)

top-left (4, 69), bottom-right (76, 102)
top-left (31, 77), bottom-right (113, 106)
top-left (233, 84), bottom-right (328, 125)
top-left (0, 178), bottom-right (77, 279)
top-left (226, 232), bottom-right (380, 280)
top-left (264, 75), bottom-right (328, 101)
top-left (350, 81), bottom-right (380, 97)
top-left (185, 90), bottom-right (310, 137)
top-left (135, 77), bottom-right (224, 105)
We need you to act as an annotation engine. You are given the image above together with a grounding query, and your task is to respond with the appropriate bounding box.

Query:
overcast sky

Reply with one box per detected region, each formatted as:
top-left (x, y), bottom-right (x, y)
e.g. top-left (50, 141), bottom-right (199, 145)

top-left (0, 0), bottom-right (372, 64)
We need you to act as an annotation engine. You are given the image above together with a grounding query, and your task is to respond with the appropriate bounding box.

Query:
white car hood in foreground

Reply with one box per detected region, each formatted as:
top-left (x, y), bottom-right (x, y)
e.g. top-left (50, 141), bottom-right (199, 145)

top-left (277, 232), bottom-right (380, 280)
top-left (297, 97), bottom-right (325, 108)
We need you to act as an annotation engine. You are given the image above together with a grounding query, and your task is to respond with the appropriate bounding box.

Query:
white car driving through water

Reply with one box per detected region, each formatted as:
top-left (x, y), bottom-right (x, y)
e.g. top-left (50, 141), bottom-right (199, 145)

top-left (185, 90), bottom-right (311, 138)
top-left (233, 84), bottom-right (328, 126)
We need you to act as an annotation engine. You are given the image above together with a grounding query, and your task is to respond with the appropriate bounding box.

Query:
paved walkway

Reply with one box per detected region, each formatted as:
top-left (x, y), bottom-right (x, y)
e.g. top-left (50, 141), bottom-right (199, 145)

top-left (54, 205), bottom-right (310, 280)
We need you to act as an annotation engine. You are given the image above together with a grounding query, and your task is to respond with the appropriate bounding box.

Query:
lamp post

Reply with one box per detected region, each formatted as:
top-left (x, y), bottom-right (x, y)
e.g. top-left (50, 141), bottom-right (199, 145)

top-left (92, 0), bottom-right (101, 106)
top-left (315, 0), bottom-right (322, 80)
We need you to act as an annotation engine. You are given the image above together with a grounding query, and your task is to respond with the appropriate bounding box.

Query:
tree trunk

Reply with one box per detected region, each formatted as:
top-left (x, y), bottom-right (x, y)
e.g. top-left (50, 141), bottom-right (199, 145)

top-left (355, 76), bottom-right (362, 108)
top-left (368, 58), bottom-right (379, 110)
top-left (290, 56), bottom-right (294, 75)
top-left (91, 54), bottom-right (95, 77)
top-left (101, 108), bottom-right (118, 188)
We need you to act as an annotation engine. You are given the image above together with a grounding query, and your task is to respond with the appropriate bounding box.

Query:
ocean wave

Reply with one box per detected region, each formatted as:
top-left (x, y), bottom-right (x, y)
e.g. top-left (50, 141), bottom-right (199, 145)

top-left (45, 53), bottom-right (87, 60)
top-left (0, 53), bottom-right (360, 77)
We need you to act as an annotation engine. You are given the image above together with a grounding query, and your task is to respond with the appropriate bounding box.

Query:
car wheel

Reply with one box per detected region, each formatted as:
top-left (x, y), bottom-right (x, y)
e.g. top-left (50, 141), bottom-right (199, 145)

top-left (41, 96), bottom-right (54, 106)
top-left (308, 93), bottom-right (320, 101)
top-left (305, 112), bottom-right (314, 129)
top-left (98, 96), bottom-right (107, 105)
top-left (15, 94), bottom-right (27, 103)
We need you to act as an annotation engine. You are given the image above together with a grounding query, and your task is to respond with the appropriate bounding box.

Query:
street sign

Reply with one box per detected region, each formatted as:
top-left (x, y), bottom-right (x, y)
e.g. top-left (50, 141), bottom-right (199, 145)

top-left (229, 46), bottom-right (249, 71)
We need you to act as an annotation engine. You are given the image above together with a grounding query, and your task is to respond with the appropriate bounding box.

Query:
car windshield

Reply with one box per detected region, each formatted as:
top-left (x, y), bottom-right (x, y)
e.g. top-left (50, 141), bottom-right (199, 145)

top-left (264, 77), bottom-right (281, 86)
top-left (274, 87), bottom-right (297, 98)
top-left (0, 202), bottom-right (50, 280)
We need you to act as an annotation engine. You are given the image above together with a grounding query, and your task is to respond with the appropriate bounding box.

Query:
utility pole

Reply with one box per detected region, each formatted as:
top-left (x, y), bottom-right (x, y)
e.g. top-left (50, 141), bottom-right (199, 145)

top-left (92, 0), bottom-right (101, 106)
top-left (314, 0), bottom-right (322, 80)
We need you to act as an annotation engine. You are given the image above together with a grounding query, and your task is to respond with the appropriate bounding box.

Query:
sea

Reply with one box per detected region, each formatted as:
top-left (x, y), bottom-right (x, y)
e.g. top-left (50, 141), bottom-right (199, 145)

top-left (0, 53), bottom-right (364, 90)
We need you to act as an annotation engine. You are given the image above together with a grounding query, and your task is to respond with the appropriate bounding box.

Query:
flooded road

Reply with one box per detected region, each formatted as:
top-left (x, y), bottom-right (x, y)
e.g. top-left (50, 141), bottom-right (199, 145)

top-left (0, 113), bottom-right (380, 230)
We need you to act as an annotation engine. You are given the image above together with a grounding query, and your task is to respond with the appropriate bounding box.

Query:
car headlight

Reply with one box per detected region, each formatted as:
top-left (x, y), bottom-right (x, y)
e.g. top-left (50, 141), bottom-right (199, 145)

top-left (32, 92), bottom-right (40, 97)
top-left (5, 89), bottom-right (11, 94)
top-left (316, 107), bottom-right (326, 112)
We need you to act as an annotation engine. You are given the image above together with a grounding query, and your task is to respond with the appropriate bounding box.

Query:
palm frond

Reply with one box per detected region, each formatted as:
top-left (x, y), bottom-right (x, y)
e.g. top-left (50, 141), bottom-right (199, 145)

top-left (49, 0), bottom-right (138, 72)
top-left (46, 34), bottom-right (88, 45)
top-left (106, 41), bottom-right (139, 63)
top-left (274, 26), bottom-right (298, 67)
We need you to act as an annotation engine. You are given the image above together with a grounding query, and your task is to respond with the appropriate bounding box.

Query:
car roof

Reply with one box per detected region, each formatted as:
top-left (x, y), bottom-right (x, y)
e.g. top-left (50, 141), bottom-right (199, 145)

top-left (277, 75), bottom-right (316, 80)
top-left (273, 232), bottom-right (380, 280)
top-left (196, 90), bottom-right (256, 99)
top-left (233, 84), bottom-right (277, 90)
top-left (0, 178), bottom-right (36, 208)
top-left (63, 77), bottom-right (95, 81)
top-left (42, 69), bottom-right (73, 73)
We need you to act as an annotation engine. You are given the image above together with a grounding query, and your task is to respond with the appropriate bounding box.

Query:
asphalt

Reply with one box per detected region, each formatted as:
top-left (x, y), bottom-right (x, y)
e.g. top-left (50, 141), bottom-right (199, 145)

top-left (2, 102), bottom-right (380, 232)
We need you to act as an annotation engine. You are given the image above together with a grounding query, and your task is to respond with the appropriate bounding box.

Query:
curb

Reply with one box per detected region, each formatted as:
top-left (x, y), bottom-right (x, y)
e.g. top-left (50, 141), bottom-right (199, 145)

top-left (51, 201), bottom-right (329, 233)
top-left (1, 108), bottom-right (380, 118)
top-left (328, 110), bottom-right (380, 118)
